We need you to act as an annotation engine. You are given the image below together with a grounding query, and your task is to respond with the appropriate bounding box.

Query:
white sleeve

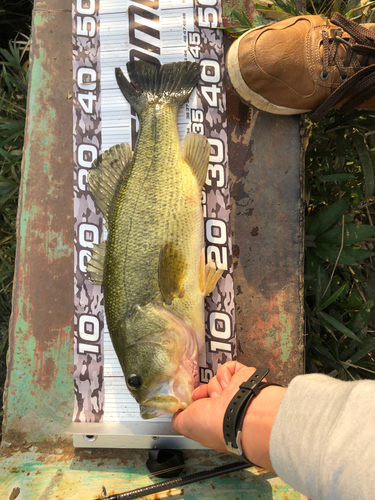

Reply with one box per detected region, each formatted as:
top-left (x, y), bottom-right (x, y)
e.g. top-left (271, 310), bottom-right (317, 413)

top-left (269, 373), bottom-right (375, 500)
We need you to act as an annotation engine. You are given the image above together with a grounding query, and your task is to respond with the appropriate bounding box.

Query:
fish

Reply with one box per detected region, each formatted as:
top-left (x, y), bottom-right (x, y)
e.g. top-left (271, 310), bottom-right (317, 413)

top-left (87, 60), bottom-right (223, 419)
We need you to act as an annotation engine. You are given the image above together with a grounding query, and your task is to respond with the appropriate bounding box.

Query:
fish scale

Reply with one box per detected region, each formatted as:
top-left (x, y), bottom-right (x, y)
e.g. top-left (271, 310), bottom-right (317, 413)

top-left (105, 104), bottom-right (203, 333)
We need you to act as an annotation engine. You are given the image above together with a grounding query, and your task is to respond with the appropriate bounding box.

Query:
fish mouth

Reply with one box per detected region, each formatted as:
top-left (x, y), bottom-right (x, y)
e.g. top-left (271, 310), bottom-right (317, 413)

top-left (140, 395), bottom-right (188, 419)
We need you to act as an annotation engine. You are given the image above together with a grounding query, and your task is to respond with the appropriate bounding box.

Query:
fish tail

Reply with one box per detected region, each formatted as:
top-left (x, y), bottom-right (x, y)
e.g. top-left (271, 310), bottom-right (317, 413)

top-left (115, 60), bottom-right (201, 115)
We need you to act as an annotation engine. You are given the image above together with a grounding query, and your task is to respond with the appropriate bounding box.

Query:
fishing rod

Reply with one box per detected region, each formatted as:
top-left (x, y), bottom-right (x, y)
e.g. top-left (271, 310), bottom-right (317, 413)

top-left (100, 459), bottom-right (252, 500)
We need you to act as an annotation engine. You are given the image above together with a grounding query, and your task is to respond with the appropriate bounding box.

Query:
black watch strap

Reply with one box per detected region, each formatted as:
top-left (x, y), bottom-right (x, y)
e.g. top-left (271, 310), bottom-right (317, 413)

top-left (223, 367), bottom-right (280, 460)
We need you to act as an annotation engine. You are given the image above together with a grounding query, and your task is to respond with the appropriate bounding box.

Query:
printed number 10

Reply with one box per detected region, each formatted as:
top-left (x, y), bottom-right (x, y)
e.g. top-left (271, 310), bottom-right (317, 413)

top-left (209, 311), bottom-right (232, 353)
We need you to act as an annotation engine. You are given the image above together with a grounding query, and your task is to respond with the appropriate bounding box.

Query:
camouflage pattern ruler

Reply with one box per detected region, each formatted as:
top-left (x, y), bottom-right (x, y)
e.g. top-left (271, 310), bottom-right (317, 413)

top-left (72, 0), bottom-right (236, 424)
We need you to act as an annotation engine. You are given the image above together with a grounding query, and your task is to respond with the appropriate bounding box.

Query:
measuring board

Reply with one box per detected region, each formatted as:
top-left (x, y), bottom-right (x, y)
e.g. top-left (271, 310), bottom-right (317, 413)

top-left (71, 0), bottom-right (235, 446)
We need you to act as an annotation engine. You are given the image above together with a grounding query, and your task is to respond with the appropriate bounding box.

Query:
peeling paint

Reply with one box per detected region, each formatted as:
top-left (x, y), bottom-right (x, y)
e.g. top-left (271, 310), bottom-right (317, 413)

top-left (0, 449), bottom-right (308, 500)
top-left (3, 3), bottom-right (74, 445)
top-left (225, 49), bottom-right (305, 385)
top-left (248, 289), bottom-right (294, 363)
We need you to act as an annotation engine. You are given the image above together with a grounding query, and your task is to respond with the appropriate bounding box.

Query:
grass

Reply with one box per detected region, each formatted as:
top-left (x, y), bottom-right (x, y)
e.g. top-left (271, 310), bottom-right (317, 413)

top-left (304, 111), bottom-right (375, 379)
top-left (0, 0), bottom-right (33, 51)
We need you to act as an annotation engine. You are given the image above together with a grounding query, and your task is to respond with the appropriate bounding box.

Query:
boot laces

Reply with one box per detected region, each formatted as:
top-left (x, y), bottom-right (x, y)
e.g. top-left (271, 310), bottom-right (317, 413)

top-left (308, 12), bottom-right (375, 122)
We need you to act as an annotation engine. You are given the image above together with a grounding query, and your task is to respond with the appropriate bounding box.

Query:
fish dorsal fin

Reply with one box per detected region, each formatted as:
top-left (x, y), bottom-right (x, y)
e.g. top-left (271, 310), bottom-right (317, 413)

top-left (158, 243), bottom-right (187, 305)
top-left (87, 241), bottom-right (106, 284)
top-left (183, 133), bottom-right (210, 189)
top-left (88, 143), bottom-right (133, 222)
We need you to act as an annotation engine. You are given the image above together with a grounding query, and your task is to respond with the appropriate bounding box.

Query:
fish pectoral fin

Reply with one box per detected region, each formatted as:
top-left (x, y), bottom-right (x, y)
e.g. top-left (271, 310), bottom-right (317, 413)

top-left (159, 242), bottom-right (187, 304)
top-left (183, 133), bottom-right (210, 189)
top-left (88, 143), bottom-right (133, 222)
top-left (87, 241), bottom-right (106, 284)
top-left (204, 260), bottom-right (225, 296)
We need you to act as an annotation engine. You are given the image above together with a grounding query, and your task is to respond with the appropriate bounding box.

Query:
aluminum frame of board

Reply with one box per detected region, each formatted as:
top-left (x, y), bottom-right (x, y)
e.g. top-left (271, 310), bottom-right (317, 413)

top-left (1, 0), bottom-right (305, 498)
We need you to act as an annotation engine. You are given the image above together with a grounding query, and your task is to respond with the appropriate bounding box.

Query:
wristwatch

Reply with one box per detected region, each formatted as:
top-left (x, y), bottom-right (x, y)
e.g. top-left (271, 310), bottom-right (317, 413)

top-left (223, 367), bottom-right (281, 462)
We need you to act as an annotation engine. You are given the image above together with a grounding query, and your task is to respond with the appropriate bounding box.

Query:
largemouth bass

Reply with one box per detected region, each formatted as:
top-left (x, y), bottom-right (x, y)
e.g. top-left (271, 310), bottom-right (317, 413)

top-left (88, 60), bottom-right (223, 419)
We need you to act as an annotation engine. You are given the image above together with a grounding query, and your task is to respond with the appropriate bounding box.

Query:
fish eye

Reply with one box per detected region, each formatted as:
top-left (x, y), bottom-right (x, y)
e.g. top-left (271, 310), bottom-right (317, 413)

top-left (127, 374), bottom-right (142, 389)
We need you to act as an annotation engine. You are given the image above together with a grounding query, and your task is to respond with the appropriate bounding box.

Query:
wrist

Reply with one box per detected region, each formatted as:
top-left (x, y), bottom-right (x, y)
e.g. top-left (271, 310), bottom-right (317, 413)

top-left (241, 385), bottom-right (287, 470)
top-left (223, 367), bottom-right (270, 458)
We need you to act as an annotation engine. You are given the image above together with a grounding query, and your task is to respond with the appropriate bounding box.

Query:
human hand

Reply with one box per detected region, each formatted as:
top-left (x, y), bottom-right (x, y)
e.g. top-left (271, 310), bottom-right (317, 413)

top-left (172, 361), bottom-right (287, 470)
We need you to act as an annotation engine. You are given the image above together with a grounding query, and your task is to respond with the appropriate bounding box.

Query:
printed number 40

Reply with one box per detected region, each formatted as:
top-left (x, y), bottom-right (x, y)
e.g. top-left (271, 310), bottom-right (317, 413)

top-left (200, 60), bottom-right (221, 108)
top-left (78, 92), bottom-right (96, 114)
top-left (201, 85), bottom-right (220, 108)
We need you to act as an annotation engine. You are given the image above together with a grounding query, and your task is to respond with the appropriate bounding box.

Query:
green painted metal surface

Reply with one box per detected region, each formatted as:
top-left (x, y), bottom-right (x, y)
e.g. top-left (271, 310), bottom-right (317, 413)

top-left (1, 0), bottom-right (305, 498)
top-left (1, 449), bottom-right (308, 499)
top-left (3, 0), bottom-right (74, 445)
top-left (227, 96), bottom-right (304, 384)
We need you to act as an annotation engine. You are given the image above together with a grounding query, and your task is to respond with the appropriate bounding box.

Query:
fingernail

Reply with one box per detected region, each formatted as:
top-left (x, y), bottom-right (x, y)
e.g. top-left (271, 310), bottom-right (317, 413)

top-left (211, 391), bottom-right (219, 398)
top-left (220, 380), bottom-right (227, 390)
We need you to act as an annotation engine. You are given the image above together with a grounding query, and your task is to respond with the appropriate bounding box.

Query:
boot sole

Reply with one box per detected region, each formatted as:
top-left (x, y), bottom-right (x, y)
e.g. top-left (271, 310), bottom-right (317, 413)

top-left (226, 28), bottom-right (311, 116)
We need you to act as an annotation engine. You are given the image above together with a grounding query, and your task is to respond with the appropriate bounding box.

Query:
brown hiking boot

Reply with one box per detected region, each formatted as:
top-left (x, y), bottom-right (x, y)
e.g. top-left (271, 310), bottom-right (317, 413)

top-left (226, 13), bottom-right (375, 121)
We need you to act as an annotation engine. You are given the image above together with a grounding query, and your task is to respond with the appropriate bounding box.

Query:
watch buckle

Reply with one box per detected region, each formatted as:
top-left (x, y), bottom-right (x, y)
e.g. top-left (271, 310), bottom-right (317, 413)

top-left (225, 430), bottom-right (243, 456)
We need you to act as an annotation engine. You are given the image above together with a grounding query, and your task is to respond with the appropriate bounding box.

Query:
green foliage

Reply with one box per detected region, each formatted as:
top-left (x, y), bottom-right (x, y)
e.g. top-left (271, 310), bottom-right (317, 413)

top-left (0, 1), bottom-right (33, 51)
top-left (222, 0), bottom-right (375, 34)
top-left (0, 37), bottom-right (28, 308)
top-left (216, 10), bottom-right (255, 37)
top-left (256, 0), bottom-right (302, 23)
top-left (302, 2), bottom-right (375, 380)
top-left (305, 109), bottom-right (375, 380)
